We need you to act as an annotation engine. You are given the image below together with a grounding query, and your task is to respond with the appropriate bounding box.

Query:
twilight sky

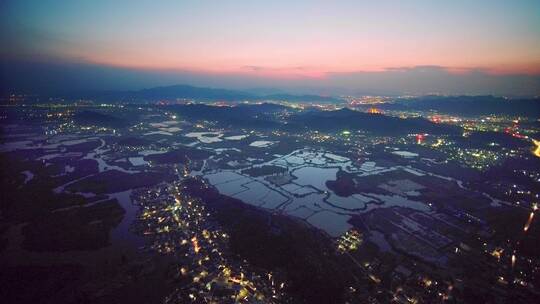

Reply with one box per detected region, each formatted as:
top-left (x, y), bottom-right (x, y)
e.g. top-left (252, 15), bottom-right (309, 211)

top-left (1, 0), bottom-right (540, 96)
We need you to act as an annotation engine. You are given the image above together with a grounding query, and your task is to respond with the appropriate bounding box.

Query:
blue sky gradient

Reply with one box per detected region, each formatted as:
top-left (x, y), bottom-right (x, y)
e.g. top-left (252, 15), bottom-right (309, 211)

top-left (1, 0), bottom-right (539, 95)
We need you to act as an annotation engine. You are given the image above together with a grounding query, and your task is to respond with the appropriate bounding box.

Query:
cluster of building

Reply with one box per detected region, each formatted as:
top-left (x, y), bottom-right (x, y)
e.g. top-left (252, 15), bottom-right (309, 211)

top-left (336, 229), bottom-right (363, 253)
top-left (133, 182), bottom-right (287, 303)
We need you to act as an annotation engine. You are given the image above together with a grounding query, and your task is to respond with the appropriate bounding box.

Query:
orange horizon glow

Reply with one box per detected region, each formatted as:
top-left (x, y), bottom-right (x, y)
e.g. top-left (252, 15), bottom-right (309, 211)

top-left (71, 53), bottom-right (540, 79)
top-left (2, 0), bottom-right (540, 93)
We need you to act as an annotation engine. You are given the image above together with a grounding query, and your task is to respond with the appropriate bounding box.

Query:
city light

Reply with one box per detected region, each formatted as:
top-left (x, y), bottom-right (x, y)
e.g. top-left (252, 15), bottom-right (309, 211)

top-left (533, 139), bottom-right (540, 158)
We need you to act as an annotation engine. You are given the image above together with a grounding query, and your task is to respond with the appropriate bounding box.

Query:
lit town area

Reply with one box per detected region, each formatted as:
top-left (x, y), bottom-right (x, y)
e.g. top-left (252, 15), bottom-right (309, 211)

top-left (1, 95), bottom-right (539, 303)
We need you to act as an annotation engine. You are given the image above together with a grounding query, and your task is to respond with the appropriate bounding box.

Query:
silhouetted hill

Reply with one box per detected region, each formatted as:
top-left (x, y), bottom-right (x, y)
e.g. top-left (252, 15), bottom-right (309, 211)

top-left (262, 93), bottom-right (337, 103)
top-left (167, 103), bottom-right (284, 129)
top-left (453, 131), bottom-right (529, 149)
top-left (136, 85), bottom-right (252, 100)
top-left (60, 84), bottom-right (339, 103)
top-left (236, 102), bottom-right (290, 113)
top-left (166, 104), bottom-right (460, 134)
top-left (73, 111), bottom-right (129, 128)
top-left (289, 108), bottom-right (460, 135)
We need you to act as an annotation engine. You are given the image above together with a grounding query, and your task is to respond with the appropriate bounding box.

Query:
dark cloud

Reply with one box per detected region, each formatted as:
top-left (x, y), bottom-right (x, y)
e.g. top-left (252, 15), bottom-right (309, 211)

top-left (242, 65), bottom-right (264, 71)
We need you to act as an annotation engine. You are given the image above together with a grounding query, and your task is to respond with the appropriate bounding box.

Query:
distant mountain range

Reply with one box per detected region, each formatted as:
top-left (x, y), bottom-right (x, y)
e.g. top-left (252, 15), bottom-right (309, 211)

top-left (62, 84), bottom-right (339, 103)
top-left (71, 102), bottom-right (461, 135)
top-left (163, 103), bottom-right (457, 135)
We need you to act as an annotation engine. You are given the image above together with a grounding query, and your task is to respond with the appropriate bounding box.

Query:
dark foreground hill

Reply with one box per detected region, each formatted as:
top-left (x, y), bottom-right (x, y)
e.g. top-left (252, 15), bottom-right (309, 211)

top-left (166, 103), bottom-right (461, 135)
top-left (73, 111), bottom-right (130, 128)
top-left (288, 108), bottom-right (461, 135)
top-left (166, 103), bottom-right (285, 129)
